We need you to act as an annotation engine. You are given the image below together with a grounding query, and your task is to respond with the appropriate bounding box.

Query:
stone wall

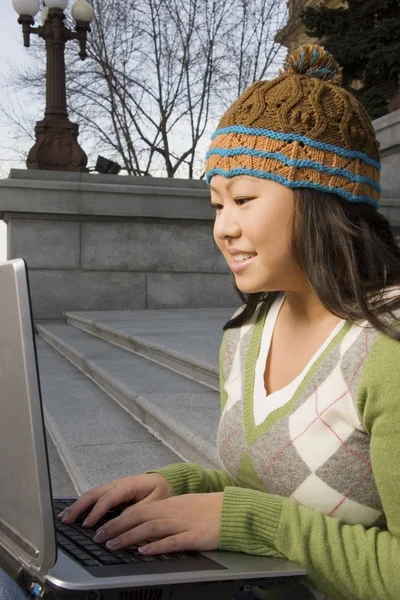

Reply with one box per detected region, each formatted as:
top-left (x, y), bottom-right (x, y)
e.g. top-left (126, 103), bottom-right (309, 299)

top-left (374, 109), bottom-right (400, 195)
top-left (373, 109), bottom-right (400, 239)
top-left (0, 170), bottom-right (238, 319)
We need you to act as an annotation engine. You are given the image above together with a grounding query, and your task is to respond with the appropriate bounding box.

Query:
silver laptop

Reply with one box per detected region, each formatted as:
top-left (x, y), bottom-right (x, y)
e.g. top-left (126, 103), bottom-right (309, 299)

top-left (0, 258), bottom-right (306, 599)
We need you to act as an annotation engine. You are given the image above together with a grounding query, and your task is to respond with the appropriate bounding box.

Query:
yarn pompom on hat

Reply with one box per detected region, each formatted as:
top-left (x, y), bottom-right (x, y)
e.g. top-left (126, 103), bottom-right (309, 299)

top-left (205, 44), bottom-right (381, 209)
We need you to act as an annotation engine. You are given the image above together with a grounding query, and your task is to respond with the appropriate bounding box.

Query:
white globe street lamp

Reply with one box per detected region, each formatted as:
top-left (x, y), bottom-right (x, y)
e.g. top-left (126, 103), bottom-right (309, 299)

top-left (40, 7), bottom-right (49, 24)
top-left (71, 1), bottom-right (95, 23)
top-left (44, 0), bottom-right (68, 9)
top-left (12, 0), bottom-right (94, 172)
top-left (12, 0), bottom-right (40, 17)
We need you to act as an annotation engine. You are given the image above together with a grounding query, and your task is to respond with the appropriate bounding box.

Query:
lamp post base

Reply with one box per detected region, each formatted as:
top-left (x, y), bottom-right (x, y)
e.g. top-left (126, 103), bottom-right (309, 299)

top-left (27, 119), bottom-right (89, 172)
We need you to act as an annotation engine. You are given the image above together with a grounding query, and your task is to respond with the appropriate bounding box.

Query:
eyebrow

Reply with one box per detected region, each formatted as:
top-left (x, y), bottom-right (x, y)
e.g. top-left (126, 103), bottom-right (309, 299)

top-left (210, 176), bottom-right (252, 194)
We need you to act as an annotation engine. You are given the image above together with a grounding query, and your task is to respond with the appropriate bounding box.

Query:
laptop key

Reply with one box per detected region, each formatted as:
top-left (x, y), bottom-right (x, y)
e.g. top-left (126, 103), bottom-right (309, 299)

top-left (73, 551), bottom-right (92, 560)
top-left (53, 501), bottom-right (68, 510)
top-left (82, 558), bottom-right (102, 567)
top-left (79, 542), bottom-right (100, 552)
top-left (98, 555), bottom-right (123, 565)
top-left (119, 554), bottom-right (142, 563)
top-left (61, 543), bottom-right (78, 551)
top-left (65, 530), bottom-right (82, 538)
top-left (173, 552), bottom-right (193, 560)
top-left (157, 554), bottom-right (177, 561)
top-left (74, 525), bottom-right (94, 534)
top-left (90, 549), bottom-right (111, 559)
top-left (111, 550), bottom-right (141, 563)
top-left (57, 538), bottom-right (76, 550)
top-left (80, 529), bottom-right (97, 539)
top-left (138, 555), bottom-right (160, 563)
top-left (56, 524), bottom-right (71, 533)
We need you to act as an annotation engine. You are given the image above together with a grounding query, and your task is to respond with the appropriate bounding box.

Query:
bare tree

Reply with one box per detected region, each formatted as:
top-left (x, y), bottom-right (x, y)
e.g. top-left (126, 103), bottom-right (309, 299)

top-left (2, 0), bottom-right (287, 177)
top-left (220, 0), bottom-right (288, 103)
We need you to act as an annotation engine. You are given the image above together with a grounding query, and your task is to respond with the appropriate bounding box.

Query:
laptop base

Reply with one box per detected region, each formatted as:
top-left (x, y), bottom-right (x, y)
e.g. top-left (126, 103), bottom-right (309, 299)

top-left (25, 577), bottom-right (304, 600)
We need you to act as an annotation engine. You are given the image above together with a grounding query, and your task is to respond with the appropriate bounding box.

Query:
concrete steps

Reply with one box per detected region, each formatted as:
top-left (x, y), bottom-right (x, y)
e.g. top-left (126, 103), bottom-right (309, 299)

top-left (46, 430), bottom-right (77, 497)
top-left (64, 309), bottom-right (232, 389)
top-left (37, 308), bottom-right (233, 490)
top-left (36, 337), bottom-right (182, 495)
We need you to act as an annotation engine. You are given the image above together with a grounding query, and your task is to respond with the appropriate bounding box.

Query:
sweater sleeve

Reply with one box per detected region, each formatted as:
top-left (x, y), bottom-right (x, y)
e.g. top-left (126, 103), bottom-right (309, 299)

top-left (149, 462), bottom-right (237, 495)
top-left (148, 329), bottom-right (238, 495)
top-left (219, 331), bottom-right (400, 600)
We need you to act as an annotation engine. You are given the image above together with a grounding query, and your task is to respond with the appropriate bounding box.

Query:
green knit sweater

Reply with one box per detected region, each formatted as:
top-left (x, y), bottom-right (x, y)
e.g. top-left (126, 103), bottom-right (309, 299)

top-left (154, 301), bottom-right (400, 600)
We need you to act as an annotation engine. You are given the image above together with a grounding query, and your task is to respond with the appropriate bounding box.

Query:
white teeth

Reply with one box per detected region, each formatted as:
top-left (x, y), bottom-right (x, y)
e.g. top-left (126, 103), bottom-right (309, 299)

top-left (233, 253), bottom-right (255, 262)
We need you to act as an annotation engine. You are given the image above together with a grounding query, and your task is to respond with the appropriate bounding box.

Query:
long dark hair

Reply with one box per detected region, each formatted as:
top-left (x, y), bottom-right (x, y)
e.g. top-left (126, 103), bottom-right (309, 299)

top-left (224, 188), bottom-right (400, 341)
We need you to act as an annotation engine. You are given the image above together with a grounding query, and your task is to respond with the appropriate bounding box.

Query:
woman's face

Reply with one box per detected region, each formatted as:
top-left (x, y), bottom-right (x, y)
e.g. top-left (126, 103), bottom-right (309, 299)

top-left (211, 175), bottom-right (304, 294)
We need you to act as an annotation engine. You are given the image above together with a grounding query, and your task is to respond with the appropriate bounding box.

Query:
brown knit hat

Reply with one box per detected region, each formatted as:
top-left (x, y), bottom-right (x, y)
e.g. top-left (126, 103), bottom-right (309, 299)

top-left (205, 44), bottom-right (381, 209)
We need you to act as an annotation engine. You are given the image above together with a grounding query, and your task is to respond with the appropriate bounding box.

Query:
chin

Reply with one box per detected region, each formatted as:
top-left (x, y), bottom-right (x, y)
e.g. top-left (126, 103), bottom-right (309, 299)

top-left (234, 281), bottom-right (267, 295)
top-left (234, 277), bottom-right (279, 295)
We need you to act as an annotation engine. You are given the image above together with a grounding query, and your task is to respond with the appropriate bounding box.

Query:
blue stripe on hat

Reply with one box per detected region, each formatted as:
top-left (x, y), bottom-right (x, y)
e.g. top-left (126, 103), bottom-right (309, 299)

top-left (205, 167), bottom-right (379, 209)
top-left (206, 147), bottom-right (381, 193)
top-left (211, 125), bottom-right (381, 171)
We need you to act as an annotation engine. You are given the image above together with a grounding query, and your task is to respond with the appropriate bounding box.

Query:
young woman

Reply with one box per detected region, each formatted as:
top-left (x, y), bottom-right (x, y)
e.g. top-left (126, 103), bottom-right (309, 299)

top-left (2, 44), bottom-right (400, 600)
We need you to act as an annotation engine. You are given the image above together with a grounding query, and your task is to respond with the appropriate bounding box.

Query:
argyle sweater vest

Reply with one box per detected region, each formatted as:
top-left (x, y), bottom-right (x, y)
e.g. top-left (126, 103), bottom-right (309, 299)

top-left (218, 301), bottom-right (385, 600)
top-left (218, 301), bottom-right (385, 529)
top-left (154, 297), bottom-right (400, 600)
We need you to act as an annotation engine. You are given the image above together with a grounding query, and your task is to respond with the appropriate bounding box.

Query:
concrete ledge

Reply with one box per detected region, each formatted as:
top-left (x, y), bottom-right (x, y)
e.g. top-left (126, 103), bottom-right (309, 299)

top-left (9, 219), bottom-right (81, 269)
top-left (374, 109), bottom-right (400, 154)
top-left (147, 273), bottom-right (238, 308)
top-left (29, 270), bottom-right (147, 319)
top-left (0, 171), bottom-right (212, 221)
top-left (81, 221), bottom-right (226, 273)
top-left (373, 110), bottom-right (400, 197)
top-left (0, 171), bottom-right (229, 316)
top-left (8, 169), bottom-right (208, 188)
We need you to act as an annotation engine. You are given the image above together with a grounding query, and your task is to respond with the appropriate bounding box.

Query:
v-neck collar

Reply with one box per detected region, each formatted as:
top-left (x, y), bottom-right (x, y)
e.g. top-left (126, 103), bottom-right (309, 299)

top-left (242, 300), bottom-right (353, 446)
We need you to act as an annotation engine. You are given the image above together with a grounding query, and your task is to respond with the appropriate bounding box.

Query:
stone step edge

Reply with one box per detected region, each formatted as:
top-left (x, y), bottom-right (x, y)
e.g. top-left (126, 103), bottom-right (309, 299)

top-left (37, 324), bottom-right (220, 470)
top-left (44, 394), bottom-right (184, 496)
top-left (44, 406), bottom-right (85, 495)
top-left (65, 312), bottom-right (219, 391)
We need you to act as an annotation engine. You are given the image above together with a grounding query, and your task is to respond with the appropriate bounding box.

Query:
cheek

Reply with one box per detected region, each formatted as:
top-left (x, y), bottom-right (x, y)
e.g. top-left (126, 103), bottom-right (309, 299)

top-left (250, 215), bottom-right (292, 259)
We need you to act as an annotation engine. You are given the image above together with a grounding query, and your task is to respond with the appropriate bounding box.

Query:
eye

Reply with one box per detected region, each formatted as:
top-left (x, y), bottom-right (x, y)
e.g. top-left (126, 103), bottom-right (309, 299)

top-left (211, 203), bottom-right (223, 212)
top-left (235, 197), bottom-right (252, 206)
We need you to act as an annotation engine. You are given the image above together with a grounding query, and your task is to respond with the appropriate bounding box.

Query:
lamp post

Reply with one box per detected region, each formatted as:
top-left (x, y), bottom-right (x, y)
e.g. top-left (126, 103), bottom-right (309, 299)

top-left (12, 0), bottom-right (94, 172)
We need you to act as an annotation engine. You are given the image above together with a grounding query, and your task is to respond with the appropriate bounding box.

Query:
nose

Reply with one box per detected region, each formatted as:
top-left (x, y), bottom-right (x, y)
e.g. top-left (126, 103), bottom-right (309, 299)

top-left (213, 205), bottom-right (241, 241)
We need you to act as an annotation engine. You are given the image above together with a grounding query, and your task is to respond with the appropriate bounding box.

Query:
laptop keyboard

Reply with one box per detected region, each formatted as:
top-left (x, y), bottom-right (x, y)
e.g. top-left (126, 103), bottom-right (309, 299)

top-left (53, 499), bottom-right (194, 568)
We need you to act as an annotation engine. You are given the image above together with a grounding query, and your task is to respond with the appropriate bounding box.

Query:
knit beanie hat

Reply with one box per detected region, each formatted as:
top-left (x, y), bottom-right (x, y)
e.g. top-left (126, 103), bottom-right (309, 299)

top-left (205, 44), bottom-right (381, 209)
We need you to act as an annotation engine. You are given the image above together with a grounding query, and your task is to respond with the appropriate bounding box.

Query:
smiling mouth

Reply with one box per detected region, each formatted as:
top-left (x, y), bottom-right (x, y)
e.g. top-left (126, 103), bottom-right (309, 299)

top-left (231, 253), bottom-right (257, 263)
top-left (230, 254), bottom-right (257, 273)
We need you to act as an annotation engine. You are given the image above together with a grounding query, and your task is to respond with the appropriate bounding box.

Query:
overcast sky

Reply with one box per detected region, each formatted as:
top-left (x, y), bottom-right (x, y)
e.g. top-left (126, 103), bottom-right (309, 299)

top-left (0, 2), bottom-right (37, 260)
top-left (0, 0), bottom-right (40, 260)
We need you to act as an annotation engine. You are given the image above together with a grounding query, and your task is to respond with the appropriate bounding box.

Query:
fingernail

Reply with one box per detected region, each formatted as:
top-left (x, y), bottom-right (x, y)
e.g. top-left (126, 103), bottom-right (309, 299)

top-left (106, 538), bottom-right (120, 550)
top-left (82, 518), bottom-right (90, 527)
top-left (138, 545), bottom-right (149, 554)
top-left (61, 512), bottom-right (71, 524)
top-left (93, 529), bottom-right (106, 543)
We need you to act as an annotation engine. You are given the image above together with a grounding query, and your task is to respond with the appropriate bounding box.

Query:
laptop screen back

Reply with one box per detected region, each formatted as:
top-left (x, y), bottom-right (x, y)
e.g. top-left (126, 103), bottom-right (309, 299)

top-left (0, 259), bottom-right (56, 576)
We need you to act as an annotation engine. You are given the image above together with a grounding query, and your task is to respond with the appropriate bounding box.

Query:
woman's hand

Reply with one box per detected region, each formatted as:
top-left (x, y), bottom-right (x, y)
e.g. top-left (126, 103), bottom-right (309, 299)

top-left (92, 492), bottom-right (224, 555)
top-left (57, 473), bottom-right (173, 527)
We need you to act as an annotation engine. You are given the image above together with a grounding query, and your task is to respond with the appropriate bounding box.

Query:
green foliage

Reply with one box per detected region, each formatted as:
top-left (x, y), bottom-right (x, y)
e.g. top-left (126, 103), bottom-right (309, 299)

top-left (301, 0), bottom-right (400, 119)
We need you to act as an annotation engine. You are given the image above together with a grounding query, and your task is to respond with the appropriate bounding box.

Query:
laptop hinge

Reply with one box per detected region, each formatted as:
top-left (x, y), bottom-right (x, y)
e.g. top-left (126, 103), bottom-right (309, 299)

top-left (0, 519), bottom-right (40, 560)
top-left (0, 543), bottom-right (35, 591)
top-left (19, 555), bottom-right (42, 576)
top-left (0, 519), bottom-right (42, 579)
